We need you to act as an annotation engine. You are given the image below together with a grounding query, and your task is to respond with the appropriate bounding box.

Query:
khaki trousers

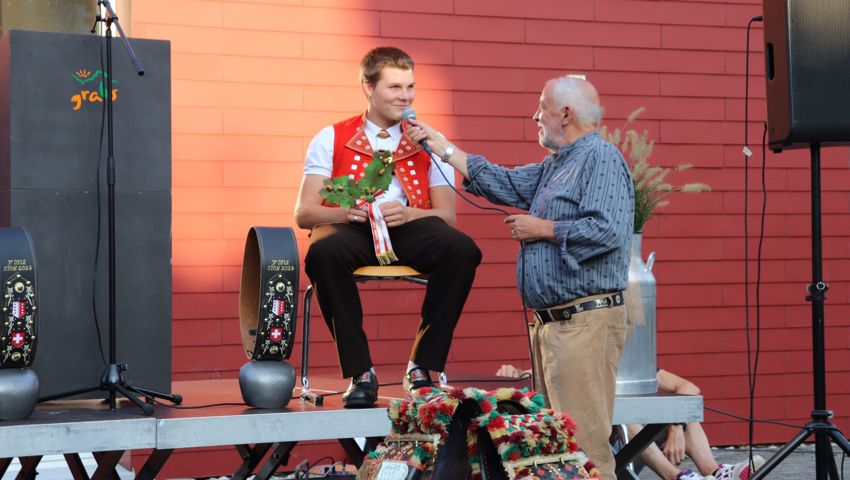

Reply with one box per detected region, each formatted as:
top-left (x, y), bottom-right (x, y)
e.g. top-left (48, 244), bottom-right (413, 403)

top-left (531, 293), bottom-right (627, 480)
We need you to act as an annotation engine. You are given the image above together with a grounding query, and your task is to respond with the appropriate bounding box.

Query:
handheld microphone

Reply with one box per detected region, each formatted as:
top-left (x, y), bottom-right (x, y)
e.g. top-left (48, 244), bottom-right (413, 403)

top-left (401, 108), bottom-right (434, 156)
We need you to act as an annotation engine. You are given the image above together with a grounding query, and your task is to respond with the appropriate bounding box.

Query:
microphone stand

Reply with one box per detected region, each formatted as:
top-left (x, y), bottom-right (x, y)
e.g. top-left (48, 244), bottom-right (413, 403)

top-left (39, 0), bottom-right (181, 415)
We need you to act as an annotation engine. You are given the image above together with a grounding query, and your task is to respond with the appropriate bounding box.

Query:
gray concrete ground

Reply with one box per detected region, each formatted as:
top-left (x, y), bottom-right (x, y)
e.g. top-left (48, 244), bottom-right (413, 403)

top-left (636, 443), bottom-right (849, 479)
top-left (196, 443), bottom-right (847, 480)
top-left (12, 447), bottom-right (844, 480)
top-left (15, 442), bottom-right (830, 479)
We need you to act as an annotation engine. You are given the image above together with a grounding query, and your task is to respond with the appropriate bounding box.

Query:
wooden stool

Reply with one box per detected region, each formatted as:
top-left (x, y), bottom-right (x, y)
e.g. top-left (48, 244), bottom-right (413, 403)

top-left (299, 265), bottom-right (433, 405)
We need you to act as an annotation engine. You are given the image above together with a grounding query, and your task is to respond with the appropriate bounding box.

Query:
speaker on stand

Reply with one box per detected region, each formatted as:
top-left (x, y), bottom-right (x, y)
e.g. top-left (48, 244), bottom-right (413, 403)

top-left (754, 1), bottom-right (850, 479)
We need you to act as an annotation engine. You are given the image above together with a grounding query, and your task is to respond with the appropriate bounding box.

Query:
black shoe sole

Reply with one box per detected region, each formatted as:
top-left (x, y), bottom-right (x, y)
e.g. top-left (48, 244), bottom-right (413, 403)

top-left (343, 398), bottom-right (377, 408)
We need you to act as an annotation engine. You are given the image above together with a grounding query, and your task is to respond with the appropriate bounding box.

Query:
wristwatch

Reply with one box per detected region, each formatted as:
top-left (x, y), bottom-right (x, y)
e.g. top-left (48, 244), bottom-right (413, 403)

top-left (441, 143), bottom-right (455, 163)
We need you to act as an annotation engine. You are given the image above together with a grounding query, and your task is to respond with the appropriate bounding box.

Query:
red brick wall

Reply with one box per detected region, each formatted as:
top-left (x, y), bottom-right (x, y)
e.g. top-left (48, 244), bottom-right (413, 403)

top-left (131, 0), bottom-right (850, 476)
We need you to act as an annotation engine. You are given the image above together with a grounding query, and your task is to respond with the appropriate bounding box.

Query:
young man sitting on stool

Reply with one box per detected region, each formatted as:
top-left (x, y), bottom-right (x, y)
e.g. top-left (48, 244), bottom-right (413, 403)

top-left (294, 47), bottom-right (481, 408)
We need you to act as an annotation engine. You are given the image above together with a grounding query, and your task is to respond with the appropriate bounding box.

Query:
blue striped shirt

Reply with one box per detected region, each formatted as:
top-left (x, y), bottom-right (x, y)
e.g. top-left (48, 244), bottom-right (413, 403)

top-left (463, 132), bottom-right (634, 309)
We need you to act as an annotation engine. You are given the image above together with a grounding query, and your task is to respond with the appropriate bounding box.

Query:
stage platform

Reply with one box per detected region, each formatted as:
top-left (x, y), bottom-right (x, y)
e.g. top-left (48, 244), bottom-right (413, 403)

top-left (0, 374), bottom-right (702, 480)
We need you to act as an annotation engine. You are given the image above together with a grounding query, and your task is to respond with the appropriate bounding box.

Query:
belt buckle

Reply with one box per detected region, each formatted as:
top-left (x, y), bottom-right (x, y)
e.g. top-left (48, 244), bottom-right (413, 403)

top-left (537, 309), bottom-right (569, 323)
top-left (534, 310), bottom-right (549, 324)
top-left (594, 297), bottom-right (610, 308)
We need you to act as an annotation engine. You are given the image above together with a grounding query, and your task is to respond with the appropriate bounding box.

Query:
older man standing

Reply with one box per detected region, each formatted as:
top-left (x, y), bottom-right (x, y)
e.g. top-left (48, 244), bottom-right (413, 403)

top-left (408, 76), bottom-right (634, 479)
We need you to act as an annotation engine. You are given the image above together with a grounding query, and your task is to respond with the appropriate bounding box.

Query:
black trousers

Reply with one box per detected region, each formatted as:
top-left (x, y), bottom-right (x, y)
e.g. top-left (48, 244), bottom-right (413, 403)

top-left (304, 216), bottom-right (482, 378)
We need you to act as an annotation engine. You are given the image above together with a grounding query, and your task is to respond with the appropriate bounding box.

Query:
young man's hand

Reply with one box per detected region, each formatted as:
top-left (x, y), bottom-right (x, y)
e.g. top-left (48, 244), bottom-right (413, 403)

top-left (379, 200), bottom-right (410, 227)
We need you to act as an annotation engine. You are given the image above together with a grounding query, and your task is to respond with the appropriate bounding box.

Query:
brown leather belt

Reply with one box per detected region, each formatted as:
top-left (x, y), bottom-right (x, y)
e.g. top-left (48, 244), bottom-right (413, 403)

top-left (534, 291), bottom-right (624, 324)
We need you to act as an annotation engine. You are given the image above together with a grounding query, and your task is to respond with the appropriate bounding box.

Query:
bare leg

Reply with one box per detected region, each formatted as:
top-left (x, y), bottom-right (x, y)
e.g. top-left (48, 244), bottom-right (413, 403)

top-left (627, 424), bottom-right (680, 480)
top-left (683, 421), bottom-right (720, 476)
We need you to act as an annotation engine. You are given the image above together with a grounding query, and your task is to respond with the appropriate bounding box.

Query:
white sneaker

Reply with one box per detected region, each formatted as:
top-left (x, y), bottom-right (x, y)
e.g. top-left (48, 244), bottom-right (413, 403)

top-left (677, 468), bottom-right (713, 480)
top-left (712, 456), bottom-right (765, 480)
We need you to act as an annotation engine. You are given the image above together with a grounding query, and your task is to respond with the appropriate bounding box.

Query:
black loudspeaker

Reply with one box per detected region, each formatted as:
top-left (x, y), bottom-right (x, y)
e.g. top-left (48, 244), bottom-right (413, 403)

top-left (0, 30), bottom-right (172, 398)
top-left (763, 0), bottom-right (850, 152)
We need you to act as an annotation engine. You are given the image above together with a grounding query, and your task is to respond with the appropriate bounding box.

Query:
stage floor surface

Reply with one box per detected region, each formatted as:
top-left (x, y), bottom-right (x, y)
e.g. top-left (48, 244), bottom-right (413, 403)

top-left (0, 373), bottom-right (703, 479)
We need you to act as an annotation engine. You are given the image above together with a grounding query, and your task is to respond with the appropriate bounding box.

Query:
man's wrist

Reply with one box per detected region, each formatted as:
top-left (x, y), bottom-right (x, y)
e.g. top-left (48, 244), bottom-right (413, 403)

top-left (441, 143), bottom-right (455, 163)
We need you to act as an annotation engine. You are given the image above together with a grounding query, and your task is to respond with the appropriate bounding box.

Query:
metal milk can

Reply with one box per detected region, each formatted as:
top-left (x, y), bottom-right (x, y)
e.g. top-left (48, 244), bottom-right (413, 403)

top-left (616, 233), bottom-right (658, 394)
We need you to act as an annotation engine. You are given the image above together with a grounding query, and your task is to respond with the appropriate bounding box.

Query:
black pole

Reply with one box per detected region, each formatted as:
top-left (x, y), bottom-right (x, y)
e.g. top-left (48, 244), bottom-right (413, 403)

top-left (100, 0), bottom-right (144, 76)
top-left (809, 143), bottom-right (832, 480)
top-left (105, 17), bottom-right (117, 411)
top-left (809, 142), bottom-right (826, 416)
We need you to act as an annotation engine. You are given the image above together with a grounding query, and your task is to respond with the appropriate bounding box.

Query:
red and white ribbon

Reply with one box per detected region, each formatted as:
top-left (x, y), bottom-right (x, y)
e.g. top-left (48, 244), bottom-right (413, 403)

top-left (357, 198), bottom-right (398, 265)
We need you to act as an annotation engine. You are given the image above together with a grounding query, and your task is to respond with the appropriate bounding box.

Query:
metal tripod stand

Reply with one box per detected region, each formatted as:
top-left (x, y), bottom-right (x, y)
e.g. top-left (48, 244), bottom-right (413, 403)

top-left (751, 143), bottom-right (850, 479)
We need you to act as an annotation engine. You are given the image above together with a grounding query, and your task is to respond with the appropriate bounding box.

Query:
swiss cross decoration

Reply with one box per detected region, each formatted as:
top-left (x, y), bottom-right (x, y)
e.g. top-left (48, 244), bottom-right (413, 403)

top-left (10, 330), bottom-right (26, 348)
top-left (269, 327), bottom-right (284, 343)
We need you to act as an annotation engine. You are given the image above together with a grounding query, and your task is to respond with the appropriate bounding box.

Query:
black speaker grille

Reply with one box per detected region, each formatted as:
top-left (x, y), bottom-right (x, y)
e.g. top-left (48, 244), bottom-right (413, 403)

top-left (788, 1), bottom-right (850, 139)
top-left (764, 0), bottom-right (850, 149)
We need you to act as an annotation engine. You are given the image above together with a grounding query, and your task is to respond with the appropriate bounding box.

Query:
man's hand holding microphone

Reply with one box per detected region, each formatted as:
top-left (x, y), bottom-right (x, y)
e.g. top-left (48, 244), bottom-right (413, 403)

top-left (405, 110), bottom-right (555, 244)
top-left (403, 109), bottom-right (470, 178)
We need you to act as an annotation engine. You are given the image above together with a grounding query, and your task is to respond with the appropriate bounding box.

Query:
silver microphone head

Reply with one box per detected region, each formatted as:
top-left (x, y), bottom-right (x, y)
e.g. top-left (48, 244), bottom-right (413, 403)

top-left (401, 107), bottom-right (417, 122)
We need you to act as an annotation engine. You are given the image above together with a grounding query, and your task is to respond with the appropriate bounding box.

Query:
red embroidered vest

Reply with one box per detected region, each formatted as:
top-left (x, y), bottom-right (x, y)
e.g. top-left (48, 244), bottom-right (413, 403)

top-left (330, 114), bottom-right (433, 209)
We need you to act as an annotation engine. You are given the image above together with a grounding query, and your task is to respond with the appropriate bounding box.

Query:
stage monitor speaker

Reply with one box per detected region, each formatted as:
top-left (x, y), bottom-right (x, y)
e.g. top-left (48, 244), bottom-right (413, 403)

top-left (763, 0), bottom-right (850, 152)
top-left (0, 29), bottom-right (172, 398)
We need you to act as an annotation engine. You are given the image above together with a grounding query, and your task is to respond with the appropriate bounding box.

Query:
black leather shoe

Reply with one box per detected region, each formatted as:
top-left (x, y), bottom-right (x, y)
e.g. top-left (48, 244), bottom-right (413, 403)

top-left (342, 371), bottom-right (378, 408)
top-left (403, 367), bottom-right (434, 392)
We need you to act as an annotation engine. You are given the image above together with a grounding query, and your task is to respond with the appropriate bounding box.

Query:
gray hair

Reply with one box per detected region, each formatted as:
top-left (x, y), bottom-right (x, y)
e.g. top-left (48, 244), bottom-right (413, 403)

top-left (546, 76), bottom-right (603, 127)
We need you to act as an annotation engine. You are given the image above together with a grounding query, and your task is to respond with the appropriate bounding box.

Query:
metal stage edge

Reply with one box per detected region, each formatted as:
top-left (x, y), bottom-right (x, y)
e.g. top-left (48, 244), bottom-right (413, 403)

top-left (0, 376), bottom-right (703, 479)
